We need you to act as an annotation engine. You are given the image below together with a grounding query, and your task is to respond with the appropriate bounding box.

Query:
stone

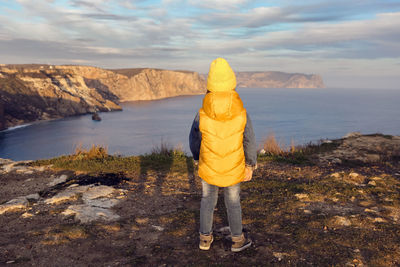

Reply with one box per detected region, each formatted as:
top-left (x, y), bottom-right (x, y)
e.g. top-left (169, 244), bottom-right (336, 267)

top-left (368, 180), bottom-right (377, 186)
top-left (346, 172), bottom-right (366, 185)
top-left (332, 216), bottom-right (351, 226)
top-left (21, 212), bottom-right (34, 218)
top-left (62, 204), bottom-right (120, 223)
top-left (384, 197), bottom-right (393, 202)
top-left (331, 158), bottom-right (342, 164)
top-left (0, 197), bottom-right (29, 215)
top-left (303, 209), bottom-right (312, 214)
top-left (82, 185), bottom-right (116, 200)
top-left (372, 217), bottom-right (387, 223)
top-left (34, 166), bottom-right (46, 172)
top-left (273, 252), bottom-right (289, 261)
top-left (135, 218), bottom-right (149, 224)
top-left (47, 174), bottom-right (68, 186)
top-left (15, 168), bottom-right (34, 175)
top-left (25, 193), bottom-right (40, 201)
top-left (295, 193), bottom-right (309, 201)
top-left (84, 198), bottom-right (120, 208)
top-left (2, 162), bottom-right (17, 173)
top-left (330, 172), bottom-right (341, 179)
top-left (152, 225), bottom-right (164, 231)
top-left (359, 200), bottom-right (374, 207)
top-left (44, 185), bottom-right (91, 205)
top-left (44, 191), bottom-right (79, 205)
top-left (365, 154), bottom-right (380, 162)
top-left (343, 132), bottom-right (362, 138)
top-left (330, 197), bottom-right (339, 202)
top-left (364, 208), bottom-right (378, 213)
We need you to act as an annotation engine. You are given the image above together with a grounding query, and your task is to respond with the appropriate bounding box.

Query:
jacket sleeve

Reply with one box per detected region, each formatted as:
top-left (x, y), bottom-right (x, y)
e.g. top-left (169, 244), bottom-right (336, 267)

top-left (244, 113), bottom-right (257, 166)
top-left (189, 112), bottom-right (201, 160)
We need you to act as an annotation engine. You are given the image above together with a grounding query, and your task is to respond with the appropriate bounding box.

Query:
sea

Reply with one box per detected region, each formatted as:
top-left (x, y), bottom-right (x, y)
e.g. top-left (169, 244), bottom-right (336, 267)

top-left (1, 87), bottom-right (400, 161)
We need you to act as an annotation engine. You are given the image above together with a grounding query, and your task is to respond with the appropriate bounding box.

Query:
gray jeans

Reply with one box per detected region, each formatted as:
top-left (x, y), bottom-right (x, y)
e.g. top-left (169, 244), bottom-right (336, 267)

top-left (199, 179), bottom-right (243, 237)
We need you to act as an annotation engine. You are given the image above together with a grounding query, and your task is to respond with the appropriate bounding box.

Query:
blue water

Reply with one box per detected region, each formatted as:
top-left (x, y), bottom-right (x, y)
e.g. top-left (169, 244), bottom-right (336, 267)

top-left (1, 88), bottom-right (400, 161)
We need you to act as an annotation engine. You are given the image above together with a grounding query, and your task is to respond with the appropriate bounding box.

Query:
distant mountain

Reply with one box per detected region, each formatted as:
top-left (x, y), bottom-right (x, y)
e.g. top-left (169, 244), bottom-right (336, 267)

top-left (202, 71), bottom-right (325, 89)
top-left (236, 71), bottom-right (325, 88)
top-left (0, 64), bottom-right (206, 130)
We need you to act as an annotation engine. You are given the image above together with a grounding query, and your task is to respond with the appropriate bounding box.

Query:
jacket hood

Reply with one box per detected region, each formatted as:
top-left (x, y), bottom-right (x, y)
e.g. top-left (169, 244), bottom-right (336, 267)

top-left (202, 91), bottom-right (245, 121)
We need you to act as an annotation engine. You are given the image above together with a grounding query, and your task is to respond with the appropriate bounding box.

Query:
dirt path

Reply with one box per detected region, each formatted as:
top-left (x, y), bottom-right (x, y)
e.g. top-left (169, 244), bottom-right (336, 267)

top-left (1, 158), bottom-right (400, 266)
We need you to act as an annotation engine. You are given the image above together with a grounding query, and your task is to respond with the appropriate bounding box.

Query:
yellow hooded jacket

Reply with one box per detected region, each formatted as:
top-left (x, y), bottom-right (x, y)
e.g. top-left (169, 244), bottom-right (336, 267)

top-left (198, 91), bottom-right (247, 187)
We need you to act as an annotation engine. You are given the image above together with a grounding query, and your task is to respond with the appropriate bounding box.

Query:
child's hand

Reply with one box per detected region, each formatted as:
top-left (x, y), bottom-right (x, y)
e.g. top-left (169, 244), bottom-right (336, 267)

top-left (243, 166), bottom-right (254, 182)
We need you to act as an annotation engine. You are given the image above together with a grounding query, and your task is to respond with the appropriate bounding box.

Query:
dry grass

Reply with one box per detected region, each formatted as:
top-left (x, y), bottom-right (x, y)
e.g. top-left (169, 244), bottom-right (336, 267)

top-left (262, 133), bottom-right (286, 155)
top-left (73, 144), bottom-right (109, 160)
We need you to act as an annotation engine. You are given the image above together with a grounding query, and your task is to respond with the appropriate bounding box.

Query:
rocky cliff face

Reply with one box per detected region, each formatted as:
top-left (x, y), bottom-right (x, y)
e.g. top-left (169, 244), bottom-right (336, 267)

top-left (235, 71), bottom-right (325, 88)
top-left (73, 66), bottom-right (206, 101)
top-left (0, 65), bottom-right (206, 129)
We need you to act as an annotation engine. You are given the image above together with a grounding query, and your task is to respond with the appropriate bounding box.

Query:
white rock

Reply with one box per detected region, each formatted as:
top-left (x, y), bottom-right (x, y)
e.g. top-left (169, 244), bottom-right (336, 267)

top-left (258, 149), bottom-right (266, 155)
top-left (34, 166), bottom-right (46, 172)
top-left (152, 225), bottom-right (164, 231)
top-left (44, 185), bottom-right (91, 205)
top-left (47, 174), bottom-right (68, 186)
top-left (25, 193), bottom-right (40, 201)
top-left (0, 197), bottom-right (29, 215)
top-left (273, 252), bottom-right (287, 261)
top-left (62, 204), bottom-right (120, 223)
top-left (2, 162), bottom-right (17, 173)
top-left (85, 198), bottom-right (120, 208)
top-left (82, 185), bottom-right (116, 200)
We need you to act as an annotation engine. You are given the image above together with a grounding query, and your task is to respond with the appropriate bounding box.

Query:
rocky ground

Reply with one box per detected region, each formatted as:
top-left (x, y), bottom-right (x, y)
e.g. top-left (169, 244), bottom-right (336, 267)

top-left (1, 134), bottom-right (400, 266)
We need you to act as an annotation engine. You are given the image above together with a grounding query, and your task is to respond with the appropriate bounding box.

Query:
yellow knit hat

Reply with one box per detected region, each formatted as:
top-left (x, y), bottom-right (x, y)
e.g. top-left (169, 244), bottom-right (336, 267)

top-left (207, 58), bottom-right (236, 92)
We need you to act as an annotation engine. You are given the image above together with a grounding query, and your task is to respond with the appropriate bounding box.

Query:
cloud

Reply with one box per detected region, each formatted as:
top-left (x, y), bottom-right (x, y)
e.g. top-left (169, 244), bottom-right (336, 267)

top-left (0, 0), bottom-right (400, 88)
top-left (189, 0), bottom-right (250, 10)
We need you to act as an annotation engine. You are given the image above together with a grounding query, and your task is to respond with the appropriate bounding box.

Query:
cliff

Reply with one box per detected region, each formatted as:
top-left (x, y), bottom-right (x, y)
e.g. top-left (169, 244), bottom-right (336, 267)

top-left (235, 71), bottom-right (325, 88)
top-left (0, 65), bottom-right (206, 129)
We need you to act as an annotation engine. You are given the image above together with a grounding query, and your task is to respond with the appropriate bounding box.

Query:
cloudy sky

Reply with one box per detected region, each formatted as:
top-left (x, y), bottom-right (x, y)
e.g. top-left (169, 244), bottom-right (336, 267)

top-left (1, 0), bottom-right (399, 88)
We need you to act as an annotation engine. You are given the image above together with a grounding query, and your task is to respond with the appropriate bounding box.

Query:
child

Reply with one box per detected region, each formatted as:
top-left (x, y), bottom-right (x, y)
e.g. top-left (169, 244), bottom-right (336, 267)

top-left (189, 58), bottom-right (257, 252)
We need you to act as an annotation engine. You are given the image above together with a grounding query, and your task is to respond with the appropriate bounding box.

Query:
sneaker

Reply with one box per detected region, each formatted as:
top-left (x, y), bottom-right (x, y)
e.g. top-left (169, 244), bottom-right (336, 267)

top-left (231, 233), bottom-right (252, 252)
top-left (199, 233), bottom-right (214, 250)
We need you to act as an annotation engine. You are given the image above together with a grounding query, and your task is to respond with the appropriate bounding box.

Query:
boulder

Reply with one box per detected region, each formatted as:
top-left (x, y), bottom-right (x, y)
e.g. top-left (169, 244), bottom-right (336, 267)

top-left (0, 197), bottom-right (29, 214)
top-left (62, 204), bottom-right (120, 223)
